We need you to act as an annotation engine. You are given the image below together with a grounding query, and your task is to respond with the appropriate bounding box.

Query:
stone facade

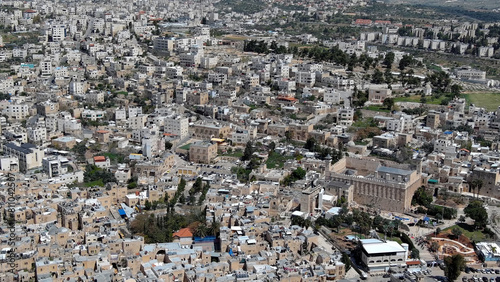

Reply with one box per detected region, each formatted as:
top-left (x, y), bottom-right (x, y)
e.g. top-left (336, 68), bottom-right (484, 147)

top-left (327, 157), bottom-right (423, 213)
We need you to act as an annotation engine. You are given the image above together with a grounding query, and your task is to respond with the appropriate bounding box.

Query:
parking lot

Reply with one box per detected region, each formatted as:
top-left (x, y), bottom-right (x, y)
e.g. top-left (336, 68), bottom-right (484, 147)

top-left (461, 267), bottom-right (500, 282)
top-left (461, 275), bottom-right (500, 282)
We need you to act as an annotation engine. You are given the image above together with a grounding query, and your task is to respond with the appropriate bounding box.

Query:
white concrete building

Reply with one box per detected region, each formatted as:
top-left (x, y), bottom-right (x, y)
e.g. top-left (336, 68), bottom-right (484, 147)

top-left (81, 109), bottom-right (106, 121)
top-left (86, 91), bottom-right (105, 105)
top-left (27, 127), bottom-right (47, 144)
top-left (456, 68), bottom-right (486, 81)
top-left (3, 103), bottom-right (30, 120)
top-left (360, 239), bottom-right (408, 272)
top-left (3, 142), bottom-right (44, 172)
top-left (164, 116), bottom-right (189, 139)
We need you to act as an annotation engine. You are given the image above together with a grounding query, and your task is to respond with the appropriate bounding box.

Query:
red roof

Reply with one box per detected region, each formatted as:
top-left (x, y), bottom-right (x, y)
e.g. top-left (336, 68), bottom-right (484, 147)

top-left (355, 19), bottom-right (373, 25)
top-left (24, 9), bottom-right (36, 13)
top-left (375, 20), bottom-right (391, 25)
top-left (96, 130), bottom-right (109, 134)
top-left (94, 156), bottom-right (106, 162)
top-left (173, 228), bottom-right (193, 238)
top-left (406, 261), bottom-right (421, 265)
top-left (277, 96), bottom-right (298, 102)
top-left (163, 133), bottom-right (177, 136)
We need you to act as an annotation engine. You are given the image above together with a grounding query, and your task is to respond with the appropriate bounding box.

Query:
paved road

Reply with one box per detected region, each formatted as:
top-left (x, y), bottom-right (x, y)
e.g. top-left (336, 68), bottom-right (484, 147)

top-left (307, 113), bottom-right (328, 126)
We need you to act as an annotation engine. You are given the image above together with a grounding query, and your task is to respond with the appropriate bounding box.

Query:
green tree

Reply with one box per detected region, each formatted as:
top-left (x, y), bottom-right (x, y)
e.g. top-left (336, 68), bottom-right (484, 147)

top-left (473, 179), bottom-right (483, 198)
top-left (429, 241), bottom-right (439, 252)
top-left (241, 141), bottom-right (253, 161)
top-left (398, 54), bottom-right (414, 71)
top-left (192, 177), bottom-right (203, 193)
top-left (450, 84), bottom-right (463, 96)
top-left (426, 71), bottom-right (451, 93)
top-left (371, 68), bottom-right (385, 84)
top-left (383, 52), bottom-right (395, 69)
top-left (208, 220), bottom-right (221, 237)
top-left (458, 215), bottom-right (466, 223)
top-left (71, 140), bottom-right (88, 161)
top-left (127, 181), bottom-right (137, 189)
top-left (411, 248), bottom-right (420, 259)
top-left (179, 178), bottom-right (186, 190)
top-left (144, 200), bottom-right (152, 210)
top-left (383, 98), bottom-right (394, 111)
top-left (341, 253), bottom-right (351, 272)
top-left (292, 167), bottom-right (306, 180)
top-left (444, 254), bottom-right (465, 281)
top-left (282, 167), bottom-right (307, 186)
top-left (464, 200), bottom-right (488, 229)
top-left (165, 141), bottom-right (173, 150)
top-left (411, 186), bottom-right (433, 207)
top-left (268, 141), bottom-right (276, 152)
top-left (451, 227), bottom-right (462, 239)
top-left (304, 137), bottom-right (317, 151)
top-left (384, 67), bottom-right (393, 84)
top-left (84, 164), bottom-right (117, 185)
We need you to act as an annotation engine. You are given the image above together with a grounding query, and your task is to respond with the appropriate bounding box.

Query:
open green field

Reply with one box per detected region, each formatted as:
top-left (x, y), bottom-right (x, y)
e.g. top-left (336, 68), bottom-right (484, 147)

top-left (221, 150), bottom-right (243, 158)
top-left (377, 232), bottom-right (403, 244)
top-left (266, 151), bottom-right (293, 169)
top-left (85, 179), bottom-right (104, 187)
top-left (463, 92), bottom-right (500, 112)
top-left (223, 35), bottom-right (248, 41)
top-left (442, 224), bottom-right (489, 241)
top-left (364, 105), bottom-right (391, 112)
top-left (179, 143), bottom-right (191, 150)
top-left (393, 95), bottom-right (446, 105)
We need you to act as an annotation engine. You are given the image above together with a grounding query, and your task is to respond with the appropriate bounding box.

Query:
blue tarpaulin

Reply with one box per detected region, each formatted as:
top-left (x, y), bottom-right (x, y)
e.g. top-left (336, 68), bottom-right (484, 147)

top-left (194, 236), bottom-right (216, 242)
top-left (118, 209), bottom-right (126, 216)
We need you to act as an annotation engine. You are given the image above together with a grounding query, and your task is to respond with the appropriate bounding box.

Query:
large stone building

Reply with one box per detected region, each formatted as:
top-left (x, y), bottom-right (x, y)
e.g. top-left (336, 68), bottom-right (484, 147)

top-left (455, 68), bottom-right (486, 81)
top-left (470, 168), bottom-right (500, 197)
top-left (326, 157), bottom-right (423, 213)
top-left (368, 88), bottom-right (392, 103)
top-left (192, 123), bottom-right (231, 140)
top-left (3, 142), bottom-right (44, 172)
top-left (189, 141), bottom-right (218, 164)
top-left (360, 239), bottom-right (408, 272)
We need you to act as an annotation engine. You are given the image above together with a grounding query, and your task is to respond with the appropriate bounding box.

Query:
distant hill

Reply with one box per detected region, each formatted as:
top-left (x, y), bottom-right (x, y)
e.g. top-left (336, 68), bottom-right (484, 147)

top-left (384, 0), bottom-right (500, 9)
top-left (382, 0), bottom-right (500, 22)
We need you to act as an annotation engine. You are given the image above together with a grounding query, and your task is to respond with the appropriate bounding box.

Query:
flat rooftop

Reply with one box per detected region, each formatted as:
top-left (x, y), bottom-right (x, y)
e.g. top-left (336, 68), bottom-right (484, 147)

top-left (377, 166), bottom-right (413, 176)
top-left (361, 239), bottom-right (406, 255)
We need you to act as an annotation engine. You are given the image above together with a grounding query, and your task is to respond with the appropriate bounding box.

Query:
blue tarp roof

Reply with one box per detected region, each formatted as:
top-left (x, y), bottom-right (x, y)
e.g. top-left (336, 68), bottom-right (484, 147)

top-left (194, 236), bottom-right (216, 242)
top-left (118, 209), bottom-right (126, 216)
top-left (444, 130), bottom-right (453, 135)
